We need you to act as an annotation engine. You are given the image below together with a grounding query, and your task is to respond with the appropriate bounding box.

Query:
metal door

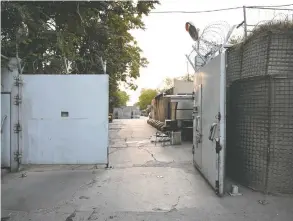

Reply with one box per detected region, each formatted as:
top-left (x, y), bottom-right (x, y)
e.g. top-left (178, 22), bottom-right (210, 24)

top-left (1, 93), bottom-right (11, 168)
top-left (193, 53), bottom-right (226, 195)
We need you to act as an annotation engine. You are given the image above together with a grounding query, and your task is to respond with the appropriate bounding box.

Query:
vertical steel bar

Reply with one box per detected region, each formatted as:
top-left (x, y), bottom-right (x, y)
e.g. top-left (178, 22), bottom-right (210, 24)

top-left (218, 52), bottom-right (226, 196)
top-left (243, 6), bottom-right (248, 39)
top-left (264, 33), bottom-right (272, 196)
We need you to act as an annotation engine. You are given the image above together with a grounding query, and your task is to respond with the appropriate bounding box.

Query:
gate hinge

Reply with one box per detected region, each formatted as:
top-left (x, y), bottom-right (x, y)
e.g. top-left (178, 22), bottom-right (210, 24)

top-left (217, 112), bottom-right (221, 121)
top-left (215, 180), bottom-right (219, 194)
top-left (13, 76), bottom-right (23, 86)
top-left (215, 139), bottom-right (222, 154)
top-left (14, 122), bottom-right (22, 133)
top-left (14, 150), bottom-right (22, 162)
top-left (14, 95), bottom-right (22, 105)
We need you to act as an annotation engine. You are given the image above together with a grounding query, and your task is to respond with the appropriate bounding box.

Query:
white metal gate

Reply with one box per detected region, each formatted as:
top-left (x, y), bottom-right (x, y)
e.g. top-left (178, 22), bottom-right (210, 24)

top-left (193, 53), bottom-right (226, 195)
top-left (193, 84), bottom-right (202, 168)
top-left (22, 75), bottom-right (109, 165)
top-left (1, 93), bottom-right (11, 168)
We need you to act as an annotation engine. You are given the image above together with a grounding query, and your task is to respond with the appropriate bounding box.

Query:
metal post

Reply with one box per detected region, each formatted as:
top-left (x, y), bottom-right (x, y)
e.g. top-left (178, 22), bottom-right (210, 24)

top-left (187, 61), bottom-right (190, 81)
top-left (243, 6), bottom-right (248, 39)
top-left (15, 57), bottom-right (23, 172)
top-left (6, 58), bottom-right (22, 172)
top-left (218, 51), bottom-right (227, 196)
top-left (185, 54), bottom-right (196, 71)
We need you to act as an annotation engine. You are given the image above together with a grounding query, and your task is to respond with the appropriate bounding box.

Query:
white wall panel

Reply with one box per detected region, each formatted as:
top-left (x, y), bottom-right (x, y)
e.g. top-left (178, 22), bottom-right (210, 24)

top-left (22, 74), bottom-right (108, 164)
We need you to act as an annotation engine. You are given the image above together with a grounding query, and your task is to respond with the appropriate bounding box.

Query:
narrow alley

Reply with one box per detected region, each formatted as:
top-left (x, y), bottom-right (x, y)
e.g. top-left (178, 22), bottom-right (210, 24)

top-left (2, 118), bottom-right (293, 221)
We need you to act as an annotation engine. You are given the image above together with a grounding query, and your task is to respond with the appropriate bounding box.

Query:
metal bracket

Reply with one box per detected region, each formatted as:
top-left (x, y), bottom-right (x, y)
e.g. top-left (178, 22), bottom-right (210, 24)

top-left (195, 116), bottom-right (200, 132)
top-left (14, 95), bottom-right (22, 105)
top-left (215, 138), bottom-right (222, 154)
top-left (14, 150), bottom-right (22, 163)
top-left (13, 76), bottom-right (23, 86)
top-left (208, 123), bottom-right (217, 141)
top-left (14, 122), bottom-right (22, 133)
top-left (196, 133), bottom-right (202, 144)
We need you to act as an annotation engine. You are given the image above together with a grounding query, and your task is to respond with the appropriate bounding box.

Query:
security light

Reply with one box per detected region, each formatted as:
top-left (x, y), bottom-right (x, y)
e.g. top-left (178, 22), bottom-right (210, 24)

top-left (185, 22), bottom-right (199, 41)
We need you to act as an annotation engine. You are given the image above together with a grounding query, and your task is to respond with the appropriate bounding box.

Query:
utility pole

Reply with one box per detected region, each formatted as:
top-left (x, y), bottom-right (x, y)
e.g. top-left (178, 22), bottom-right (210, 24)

top-left (243, 6), bottom-right (248, 39)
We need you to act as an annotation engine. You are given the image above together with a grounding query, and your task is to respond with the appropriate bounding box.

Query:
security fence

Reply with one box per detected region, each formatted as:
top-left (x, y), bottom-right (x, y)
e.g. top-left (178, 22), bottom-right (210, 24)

top-left (226, 27), bottom-right (293, 194)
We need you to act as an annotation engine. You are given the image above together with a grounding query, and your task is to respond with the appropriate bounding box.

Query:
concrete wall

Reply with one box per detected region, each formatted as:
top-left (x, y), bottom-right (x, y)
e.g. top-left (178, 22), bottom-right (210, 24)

top-left (21, 74), bottom-right (109, 164)
top-left (173, 79), bottom-right (194, 94)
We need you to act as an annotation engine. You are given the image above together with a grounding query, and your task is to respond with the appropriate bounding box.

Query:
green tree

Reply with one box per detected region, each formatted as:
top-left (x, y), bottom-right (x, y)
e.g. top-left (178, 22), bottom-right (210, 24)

top-left (116, 91), bottom-right (130, 107)
top-left (157, 77), bottom-right (173, 93)
top-left (177, 73), bottom-right (194, 82)
top-left (1, 1), bottom-right (159, 111)
top-left (137, 88), bottom-right (157, 110)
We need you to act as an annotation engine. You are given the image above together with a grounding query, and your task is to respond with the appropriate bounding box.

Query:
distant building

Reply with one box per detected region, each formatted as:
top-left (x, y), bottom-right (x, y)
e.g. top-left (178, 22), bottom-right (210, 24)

top-left (151, 79), bottom-right (193, 122)
top-left (149, 79), bottom-right (194, 141)
top-left (113, 106), bottom-right (141, 119)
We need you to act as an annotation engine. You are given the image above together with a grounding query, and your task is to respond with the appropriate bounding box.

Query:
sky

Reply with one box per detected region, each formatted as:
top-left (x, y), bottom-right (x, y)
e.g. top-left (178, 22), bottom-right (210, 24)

top-left (126, 0), bottom-right (293, 105)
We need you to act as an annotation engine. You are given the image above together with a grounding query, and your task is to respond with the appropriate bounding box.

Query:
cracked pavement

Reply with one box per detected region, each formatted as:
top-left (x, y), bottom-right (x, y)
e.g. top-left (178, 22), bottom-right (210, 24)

top-left (2, 118), bottom-right (293, 221)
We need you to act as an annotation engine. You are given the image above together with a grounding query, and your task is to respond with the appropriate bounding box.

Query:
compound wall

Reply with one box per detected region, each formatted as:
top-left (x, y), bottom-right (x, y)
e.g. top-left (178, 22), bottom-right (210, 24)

top-left (226, 29), bottom-right (293, 194)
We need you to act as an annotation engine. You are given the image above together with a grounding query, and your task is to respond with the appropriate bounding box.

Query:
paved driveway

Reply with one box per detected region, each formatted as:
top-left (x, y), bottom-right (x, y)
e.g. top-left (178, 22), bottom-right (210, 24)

top-left (2, 118), bottom-right (293, 221)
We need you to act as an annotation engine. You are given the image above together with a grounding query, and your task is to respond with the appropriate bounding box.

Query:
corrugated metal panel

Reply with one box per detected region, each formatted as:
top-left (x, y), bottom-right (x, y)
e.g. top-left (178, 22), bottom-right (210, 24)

top-left (176, 101), bottom-right (193, 120)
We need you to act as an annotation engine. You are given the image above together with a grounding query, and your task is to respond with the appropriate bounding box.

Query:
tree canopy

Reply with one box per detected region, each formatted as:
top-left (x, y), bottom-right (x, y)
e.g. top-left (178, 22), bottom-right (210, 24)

top-left (1, 1), bottom-right (159, 111)
top-left (116, 91), bottom-right (130, 107)
top-left (137, 88), bottom-right (157, 110)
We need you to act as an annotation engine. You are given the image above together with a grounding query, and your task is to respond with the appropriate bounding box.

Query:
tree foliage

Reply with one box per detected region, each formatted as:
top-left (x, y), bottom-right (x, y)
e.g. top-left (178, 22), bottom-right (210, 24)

top-left (1, 1), bottom-right (159, 111)
top-left (157, 77), bottom-right (173, 93)
top-left (137, 88), bottom-right (157, 110)
top-left (116, 91), bottom-right (130, 107)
